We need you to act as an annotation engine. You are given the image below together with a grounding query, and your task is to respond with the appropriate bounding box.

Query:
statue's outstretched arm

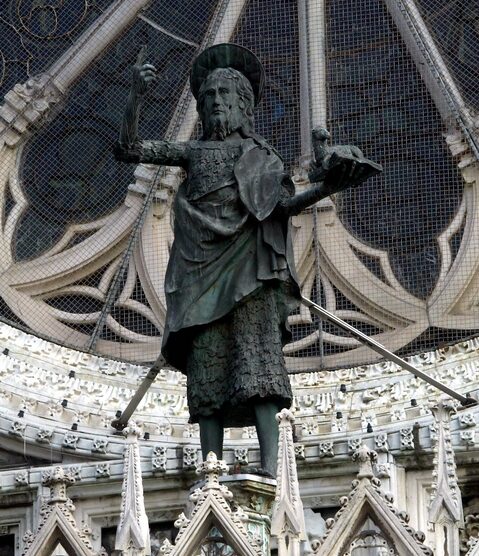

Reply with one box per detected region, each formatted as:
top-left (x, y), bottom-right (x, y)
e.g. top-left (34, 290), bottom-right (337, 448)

top-left (114, 46), bottom-right (187, 167)
top-left (278, 180), bottom-right (329, 217)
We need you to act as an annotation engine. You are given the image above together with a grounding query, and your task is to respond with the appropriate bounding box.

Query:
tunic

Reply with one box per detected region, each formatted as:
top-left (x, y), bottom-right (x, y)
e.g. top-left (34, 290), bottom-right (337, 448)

top-left (115, 135), bottom-right (301, 426)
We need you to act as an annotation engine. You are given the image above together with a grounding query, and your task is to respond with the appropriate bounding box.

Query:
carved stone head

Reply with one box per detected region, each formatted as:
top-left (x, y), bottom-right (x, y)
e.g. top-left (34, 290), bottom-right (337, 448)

top-left (197, 67), bottom-right (255, 139)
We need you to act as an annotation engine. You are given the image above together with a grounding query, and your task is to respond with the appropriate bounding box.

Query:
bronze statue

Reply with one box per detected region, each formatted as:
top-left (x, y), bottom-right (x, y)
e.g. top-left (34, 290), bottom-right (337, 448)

top-left (114, 43), bottom-right (381, 477)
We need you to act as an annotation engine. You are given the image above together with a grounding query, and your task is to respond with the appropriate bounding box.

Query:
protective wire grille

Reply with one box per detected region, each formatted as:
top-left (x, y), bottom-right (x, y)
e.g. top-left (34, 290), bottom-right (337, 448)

top-left (0, 0), bottom-right (477, 372)
top-left (414, 0), bottom-right (479, 112)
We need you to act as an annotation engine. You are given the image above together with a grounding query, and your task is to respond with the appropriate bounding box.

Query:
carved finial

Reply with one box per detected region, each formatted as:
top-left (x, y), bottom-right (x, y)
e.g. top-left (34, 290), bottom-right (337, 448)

top-left (276, 407), bottom-right (295, 425)
top-left (42, 466), bottom-right (76, 505)
top-left (428, 399), bottom-right (463, 528)
top-left (352, 444), bottom-right (378, 481)
top-left (196, 451), bottom-right (229, 491)
top-left (123, 420), bottom-right (143, 438)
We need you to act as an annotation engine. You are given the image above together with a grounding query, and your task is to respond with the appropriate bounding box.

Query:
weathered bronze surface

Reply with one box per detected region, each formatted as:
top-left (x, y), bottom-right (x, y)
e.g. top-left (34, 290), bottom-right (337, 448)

top-left (114, 43), bottom-right (382, 476)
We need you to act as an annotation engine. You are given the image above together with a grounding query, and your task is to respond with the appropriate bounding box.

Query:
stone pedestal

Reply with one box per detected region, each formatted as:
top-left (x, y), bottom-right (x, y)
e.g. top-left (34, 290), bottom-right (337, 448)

top-left (220, 474), bottom-right (276, 554)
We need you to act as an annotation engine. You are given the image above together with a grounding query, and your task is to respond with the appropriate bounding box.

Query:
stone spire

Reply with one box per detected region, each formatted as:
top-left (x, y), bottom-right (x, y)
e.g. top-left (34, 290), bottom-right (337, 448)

top-left (428, 399), bottom-right (463, 555)
top-left (115, 422), bottom-right (151, 556)
top-left (271, 408), bottom-right (307, 555)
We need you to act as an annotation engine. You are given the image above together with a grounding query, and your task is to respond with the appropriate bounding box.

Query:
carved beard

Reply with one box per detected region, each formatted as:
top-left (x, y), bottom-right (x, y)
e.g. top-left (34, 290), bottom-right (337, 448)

top-left (205, 115), bottom-right (231, 141)
top-left (202, 105), bottom-right (246, 141)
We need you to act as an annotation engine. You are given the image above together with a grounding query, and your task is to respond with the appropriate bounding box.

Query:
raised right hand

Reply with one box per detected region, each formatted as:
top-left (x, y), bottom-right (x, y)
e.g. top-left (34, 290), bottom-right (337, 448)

top-left (131, 45), bottom-right (157, 96)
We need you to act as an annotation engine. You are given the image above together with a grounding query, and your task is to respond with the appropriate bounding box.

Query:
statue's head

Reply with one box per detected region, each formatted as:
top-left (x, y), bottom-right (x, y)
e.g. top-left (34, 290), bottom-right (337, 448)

top-left (197, 67), bottom-right (255, 140)
top-left (190, 43), bottom-right (264, 140)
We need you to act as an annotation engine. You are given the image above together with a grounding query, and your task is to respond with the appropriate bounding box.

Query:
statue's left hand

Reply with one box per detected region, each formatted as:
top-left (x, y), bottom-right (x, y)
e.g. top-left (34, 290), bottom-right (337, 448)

top-left (320, 145), bottom-right (364, 196)
top-left (309, 127), bottom-right (382, 195)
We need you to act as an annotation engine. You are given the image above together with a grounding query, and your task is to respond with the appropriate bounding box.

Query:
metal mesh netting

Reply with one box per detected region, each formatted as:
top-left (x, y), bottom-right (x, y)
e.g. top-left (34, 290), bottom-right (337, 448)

top-left (0, 0), bottom-right (477, 371)
top-left (414, 0), bottom-right (479, 112)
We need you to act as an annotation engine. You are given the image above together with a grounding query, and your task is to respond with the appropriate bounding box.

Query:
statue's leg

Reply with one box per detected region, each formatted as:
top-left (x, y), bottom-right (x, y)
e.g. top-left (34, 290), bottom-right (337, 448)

top-left (254, 400), bottom-right (281, 477)
top-left (198, 415), bottom-right (224, 460)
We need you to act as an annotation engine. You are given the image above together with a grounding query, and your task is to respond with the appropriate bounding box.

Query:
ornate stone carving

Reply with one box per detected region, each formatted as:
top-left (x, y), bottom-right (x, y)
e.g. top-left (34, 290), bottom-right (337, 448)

top-left (331, 414), bottom-right (347, 433)
top-left (361, 413), bottom-right (377, 432)
top-left (152, 446), bottom-right (168, 473)
top-left (375, 463), bottom-right (391, 479)
top-left (348, 437), bottom-right (362, 454)
top-left (302, 420), bottom-right (320, 437)
top-left (42, 466), bottom-right (76, 499)
top-left (68, 466), bottom-right (82, 482)
top-left (461, 430), bottom-right (476, 446)
top-left (0, 77), bottom-right (62, 148)
top-left (374, 432), bottom-right (389, 453)
top-left (400, 427), bottom-right (414, 450)
top-left (466, 536), bottom-right (479, 556)
top-left (319, 441), bottom-right (334, 458)
top-left (462, 514), bottom-right (479, 553)
top-left (9, 420), bottom-right (26, 437)
top-left (234, 448), bottom-right (249, 466)
top-left (92, 438), bottom-right (109, 454)
top-left (156, 421), bottom-right (174, 436)
top-left (313, 444), bottom-right (433, 556)
top-left (183, 423), bottom-right (199, 438)
top-left (459, 412), bottom-right (476, 428)
top-left (391, 407), bottom-right (407, 422)
top-left (23, 465), bottom-right (93, 556)
top-left (271, 409), bottom-right (307, 554)
top-left (36, 427), bottom-right (54, 444)
top-left (63, 432), bottom-right (79, 450)
top-left (242, 426), bottom-right (257, 439)
top-left (183, 447), bottom-right (198, 469)
top-left (460, 514), bottom-right (479, 556)
top-left (351, 444), bottom-right (377, 480)
top-left (161, 452), bottom-right (261, 555)
top-left (428, 401), bottom-right (463, 555)
top-left (294, 444), bottom-right (306, 460)
top-left (95, 464), bottom-right (111, 479)
top-left (15, 471), bottom-right (28, 486)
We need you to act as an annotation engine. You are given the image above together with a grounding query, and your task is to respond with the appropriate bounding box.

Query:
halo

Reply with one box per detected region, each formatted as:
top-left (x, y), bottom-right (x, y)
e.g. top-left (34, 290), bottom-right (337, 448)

top-left (190, 43), bottom-right (265, 105)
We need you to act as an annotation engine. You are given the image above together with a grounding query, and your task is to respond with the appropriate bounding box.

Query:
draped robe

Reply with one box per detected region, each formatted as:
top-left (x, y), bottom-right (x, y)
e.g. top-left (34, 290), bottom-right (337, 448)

top-left (115, 134), bottom-right (301, 424)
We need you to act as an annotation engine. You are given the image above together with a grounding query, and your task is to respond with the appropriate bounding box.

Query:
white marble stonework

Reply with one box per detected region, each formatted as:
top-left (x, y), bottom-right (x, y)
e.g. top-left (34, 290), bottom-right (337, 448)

top-left (0, 320), bottom-right (477, 553)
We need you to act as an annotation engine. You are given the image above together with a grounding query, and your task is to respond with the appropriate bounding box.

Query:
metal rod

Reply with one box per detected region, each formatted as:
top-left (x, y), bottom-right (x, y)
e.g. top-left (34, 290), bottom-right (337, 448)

top-left (312, 207), bottom-right (325, 366)
top-left (300, 296), bottom-right (476, 406)
top-left (111, 297), bottom-right (476, 430)
top-left (86, 166), bottom-right (161, 352)
top-left (111, 356), bottom-right (166, 431)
